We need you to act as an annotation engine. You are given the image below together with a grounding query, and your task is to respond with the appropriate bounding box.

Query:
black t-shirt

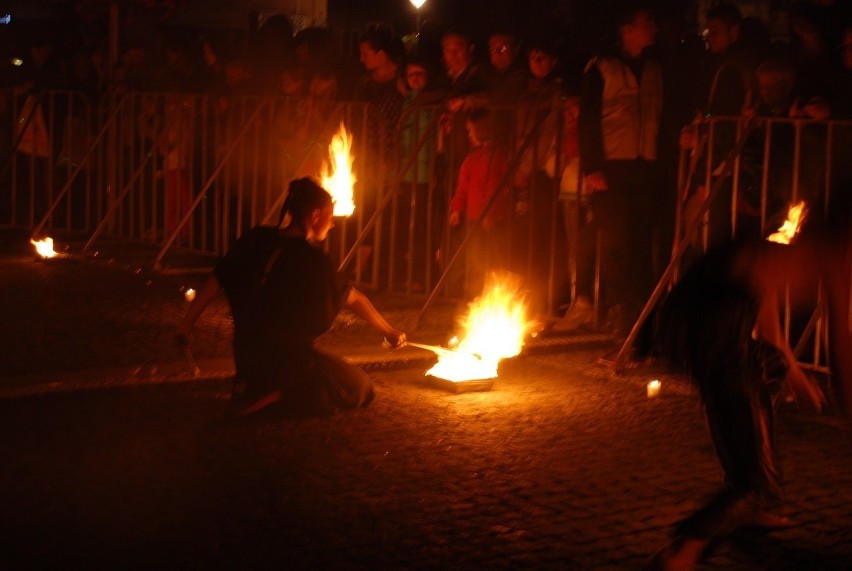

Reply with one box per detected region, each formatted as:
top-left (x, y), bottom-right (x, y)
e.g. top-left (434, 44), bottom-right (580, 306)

top-left (214, 227), bottom-right (351, 374)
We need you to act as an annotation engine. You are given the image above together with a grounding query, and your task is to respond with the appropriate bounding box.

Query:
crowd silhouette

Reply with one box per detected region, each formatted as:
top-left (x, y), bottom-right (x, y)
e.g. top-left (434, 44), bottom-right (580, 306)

top-left (1, 1), bottom-right (850, 319)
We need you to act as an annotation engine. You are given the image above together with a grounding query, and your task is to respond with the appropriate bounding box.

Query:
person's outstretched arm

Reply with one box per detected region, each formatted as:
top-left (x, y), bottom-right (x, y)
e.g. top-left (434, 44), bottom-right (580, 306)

top-left (176, 275), bottom-right (221, 345)
top-left (343, 287), bottom-right (406, 348)
top-left (755, 286), bottom-right (825, 412)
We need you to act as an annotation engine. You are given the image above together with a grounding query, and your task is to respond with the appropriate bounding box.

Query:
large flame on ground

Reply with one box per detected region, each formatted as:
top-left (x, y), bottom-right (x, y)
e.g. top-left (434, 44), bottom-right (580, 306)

top-left (31, 237), bottom-right (58, 258)
top-left (321, 122), bottom-right (356, 217)
top-left (426, 273), bottom-right (534, 382)
top-left (767, 201), bottom-right (807, 245)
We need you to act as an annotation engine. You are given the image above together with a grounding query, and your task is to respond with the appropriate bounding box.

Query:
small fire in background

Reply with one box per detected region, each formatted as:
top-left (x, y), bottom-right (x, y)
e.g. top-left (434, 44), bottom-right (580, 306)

top-left (321, 122), bottom-right (356, 217)
top-left (30, 237), bottom-right (58, 259)
top-left (647, 379), bottom-right (661, 398)
top-left (184, 288), bottom-right (196, 302)
top-left (427, 273), bottom-right (535, 382)
top-left (767, 201), bottom-right (807, 245)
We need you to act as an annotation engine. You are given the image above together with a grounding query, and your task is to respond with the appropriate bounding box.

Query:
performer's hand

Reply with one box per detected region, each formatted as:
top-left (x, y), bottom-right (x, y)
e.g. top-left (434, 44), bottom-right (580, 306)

top-left (787, 368), bottom-right (826, 413)
top-left (383, 331), bottom-right (407, 349)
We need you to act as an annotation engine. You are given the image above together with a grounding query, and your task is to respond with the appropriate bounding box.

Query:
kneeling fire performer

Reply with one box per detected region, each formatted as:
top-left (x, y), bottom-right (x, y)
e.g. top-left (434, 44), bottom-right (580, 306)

top-left (648, 203), bottom-right (850, 570)
top-left (177, 177), bottom-right (406, 416)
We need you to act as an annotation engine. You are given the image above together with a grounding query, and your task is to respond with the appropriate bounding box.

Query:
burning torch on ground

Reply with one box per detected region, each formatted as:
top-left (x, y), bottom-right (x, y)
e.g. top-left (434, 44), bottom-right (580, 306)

top-left (410, 272), bottom-right (536, 391)
top-left (30, 237), bottom-right (74, 261)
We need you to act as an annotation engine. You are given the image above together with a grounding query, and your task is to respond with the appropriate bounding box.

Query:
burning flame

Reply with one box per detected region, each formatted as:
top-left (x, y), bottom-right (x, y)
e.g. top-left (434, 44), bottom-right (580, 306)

top-left (426, 273), bottom-right (534, 382)
top-left (321, 122), bottom-right (356, 217)
top-left (767, 201), bottom-right (807, 245)
top-left (31, 237), bottom-right (58, 258)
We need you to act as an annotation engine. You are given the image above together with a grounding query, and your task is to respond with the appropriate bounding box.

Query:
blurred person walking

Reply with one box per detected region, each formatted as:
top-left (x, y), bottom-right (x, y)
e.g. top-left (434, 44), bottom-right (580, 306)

top-left (648, 206), bottom-right (850, 569)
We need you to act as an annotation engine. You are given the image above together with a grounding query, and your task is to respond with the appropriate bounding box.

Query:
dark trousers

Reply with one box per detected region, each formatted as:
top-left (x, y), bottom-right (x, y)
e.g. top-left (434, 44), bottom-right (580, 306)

top-left (590, 160), bottom-right (658, 315)
top-left (677, 339), bottom-right (785, 540)
top-left (234, 345), bottom-right (374, 415)
top-left (515, 172), bottom-right (564, 315)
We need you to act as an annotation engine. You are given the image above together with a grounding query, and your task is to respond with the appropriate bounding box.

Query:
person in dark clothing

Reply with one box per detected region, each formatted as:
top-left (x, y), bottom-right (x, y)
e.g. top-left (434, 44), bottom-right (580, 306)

top-left (440, 28), bottom-right (488, 111)
top-left (477, 30), bottom-right (528, 107)
top-left (699, 2), bottom-right (758, 117)
top-left (353, 27), bottom-right (406, 288)
top-left (677, 3), bottom-right (760, 252)
top-left (649, 208), bottom-right (851, 570)
top-left (578, 5), bottom-right (663, 337)
top-left (353, 27), bottom-right (405, 157)
top-left (177, 178), bottom-right (407, 416)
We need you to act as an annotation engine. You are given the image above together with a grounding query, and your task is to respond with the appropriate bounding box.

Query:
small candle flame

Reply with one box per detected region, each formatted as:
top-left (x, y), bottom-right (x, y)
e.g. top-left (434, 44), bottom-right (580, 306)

top-left (31, 237), bottom-right (58, 258)
top-left (184, 288), bottom-right (196, 302)
top-left (647, 379), bottom-right (661, 398)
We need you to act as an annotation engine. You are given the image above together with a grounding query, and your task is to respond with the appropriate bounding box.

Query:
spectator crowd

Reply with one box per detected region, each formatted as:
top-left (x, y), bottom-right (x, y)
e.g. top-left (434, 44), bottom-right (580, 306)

top-left (2, 0), bottom-right (851, 333)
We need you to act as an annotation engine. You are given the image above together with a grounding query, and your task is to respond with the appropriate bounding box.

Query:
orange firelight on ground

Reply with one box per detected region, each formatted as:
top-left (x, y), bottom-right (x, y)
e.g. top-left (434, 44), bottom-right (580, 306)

top-left (321, 122), bottom-right (356, 217)
top-left (767, 201), bottom-right (807, 245)
top-left (31, 237), bottom-right (58, 258)
top-left (426, 273), bottom-right (535, 382)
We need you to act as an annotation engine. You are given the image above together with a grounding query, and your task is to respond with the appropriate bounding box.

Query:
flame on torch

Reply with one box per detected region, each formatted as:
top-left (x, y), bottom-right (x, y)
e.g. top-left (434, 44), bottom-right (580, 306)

top-left (426, 272), bottom-right (535, 382)
top-left (31, 237), bottom-right (58, 258)
top-left (321, 122), bottom-right (356, 217)
top-left (767, 201), bottom-right (807, 245)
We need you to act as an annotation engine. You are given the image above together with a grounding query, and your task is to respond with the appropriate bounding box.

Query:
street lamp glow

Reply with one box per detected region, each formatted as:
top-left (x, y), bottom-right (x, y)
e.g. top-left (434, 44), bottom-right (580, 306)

top-left (410, 0), bottom-right (427, 33)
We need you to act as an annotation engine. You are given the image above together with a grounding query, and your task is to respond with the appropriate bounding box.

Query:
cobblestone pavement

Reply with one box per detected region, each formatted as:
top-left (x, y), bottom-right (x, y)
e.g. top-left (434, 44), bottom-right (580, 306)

top-left (1, 230), bottom-right (851, 570)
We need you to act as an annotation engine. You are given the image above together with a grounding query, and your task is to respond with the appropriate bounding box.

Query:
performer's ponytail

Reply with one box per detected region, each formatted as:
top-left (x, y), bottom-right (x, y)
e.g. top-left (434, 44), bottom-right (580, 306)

top-left (278, 177), bottom-right (332, 227)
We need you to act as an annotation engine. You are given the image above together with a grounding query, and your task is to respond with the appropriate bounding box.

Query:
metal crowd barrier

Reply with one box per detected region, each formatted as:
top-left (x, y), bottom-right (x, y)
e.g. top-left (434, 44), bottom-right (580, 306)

top-left (388, 99), bottom-right (586, 320)
top-left (1, 89), bottom-right (584, 311)
top-left (3, 89), bottom-right (847, 384)
top-left (615, 115), bottom-right (852, 384)
top-left (0, 88), bottom-right (97, 232)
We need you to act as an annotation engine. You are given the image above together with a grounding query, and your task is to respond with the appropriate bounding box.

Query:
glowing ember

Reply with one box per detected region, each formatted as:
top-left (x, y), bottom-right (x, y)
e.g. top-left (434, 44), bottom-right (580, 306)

top-left (426, 273), bottom-right (534, 382)
top-left (31, 237), bottom-right (58, 258)
top-left (321, 122), bottom-right (356, 217)
top-left (767, 201), bottom-right (807, 245)
top-left (184, 288), bottom-right (196, 302)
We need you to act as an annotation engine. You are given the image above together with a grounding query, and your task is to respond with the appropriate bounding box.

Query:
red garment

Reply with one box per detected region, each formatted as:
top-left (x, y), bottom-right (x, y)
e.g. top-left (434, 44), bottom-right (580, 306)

top-left (450, 144), bottom-right (510, 225)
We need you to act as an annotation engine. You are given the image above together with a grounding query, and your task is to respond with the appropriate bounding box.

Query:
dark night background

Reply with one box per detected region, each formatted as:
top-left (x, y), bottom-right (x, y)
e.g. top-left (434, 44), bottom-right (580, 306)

top-left (0, 0), bottom-right (699, 49)
top-left (0, 0), bottom-right (703, 91)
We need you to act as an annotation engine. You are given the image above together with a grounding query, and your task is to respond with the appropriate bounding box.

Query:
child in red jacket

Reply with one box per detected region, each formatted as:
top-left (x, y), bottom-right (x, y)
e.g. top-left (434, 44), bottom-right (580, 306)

top-left (448, 109), bottom-right (512, 292)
